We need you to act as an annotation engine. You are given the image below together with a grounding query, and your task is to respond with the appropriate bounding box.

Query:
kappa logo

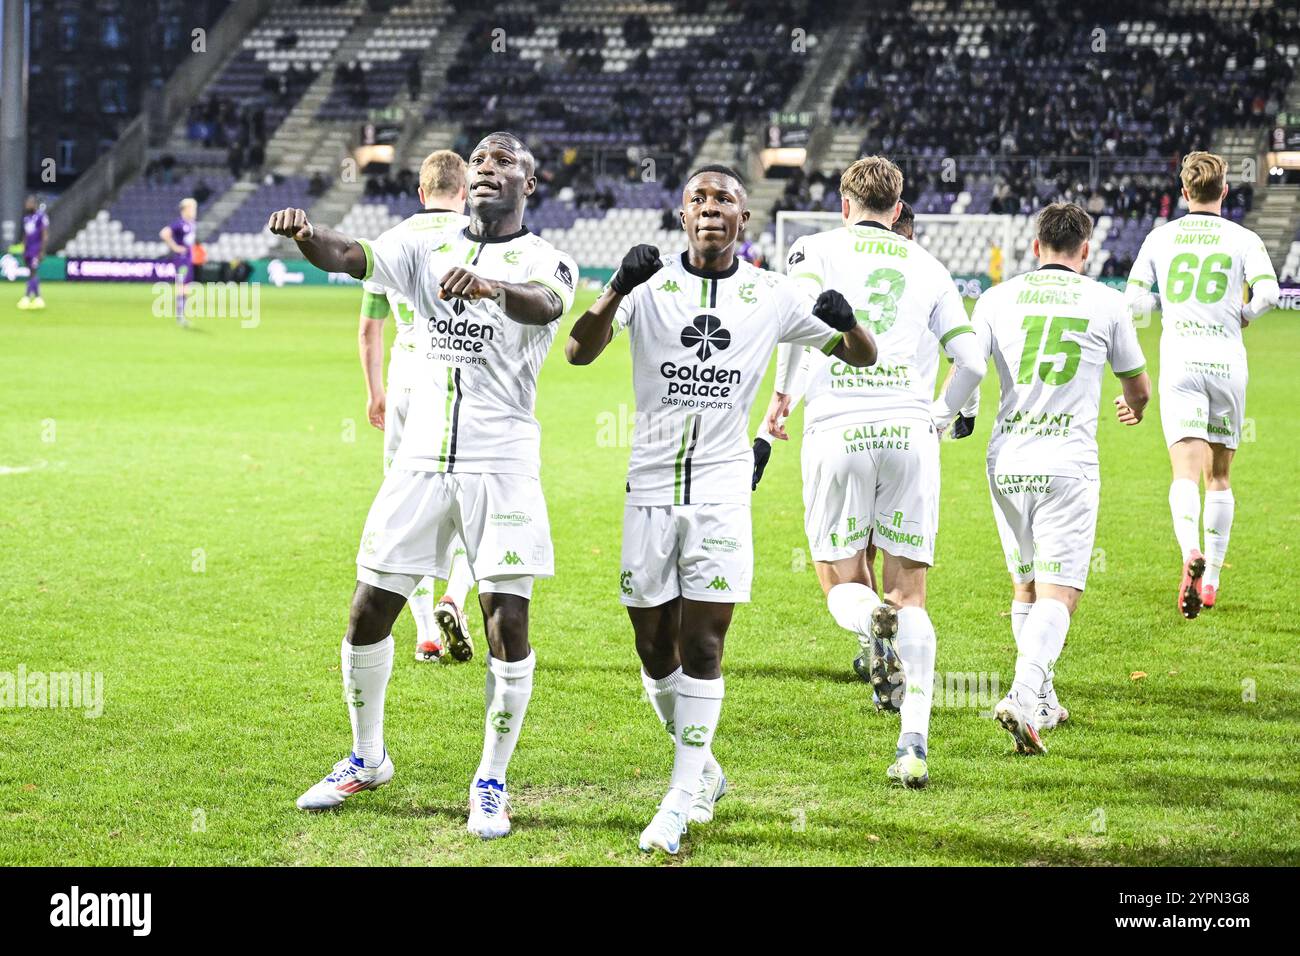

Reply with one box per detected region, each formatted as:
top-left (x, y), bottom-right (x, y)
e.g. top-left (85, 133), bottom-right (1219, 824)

top-left (681, 314), bottom-right (731, 361)
top-left (706, 575), bottom-right (731, 591)
top-left (554, 260), bottom-right (574, 288)
top-left (500, 551), bottom-right (524, 566)
top-left (658, 279), bottom-right (681, 293)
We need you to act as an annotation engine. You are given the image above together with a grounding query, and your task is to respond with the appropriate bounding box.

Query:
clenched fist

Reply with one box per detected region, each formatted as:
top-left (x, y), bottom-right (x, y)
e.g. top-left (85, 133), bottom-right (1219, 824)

top-left (267, 208), bottom-right (313, 241)
top-left (610, 244), bottom-right (662, 295)
top-left (438, 266), bottom-right (497, 302)
top-left (812, 289), bottom-right (857, 332)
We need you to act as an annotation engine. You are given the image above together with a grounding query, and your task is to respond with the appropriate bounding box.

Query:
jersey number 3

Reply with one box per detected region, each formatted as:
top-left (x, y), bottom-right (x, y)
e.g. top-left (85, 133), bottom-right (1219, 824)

top-left (1017, 315), bottom-right (1089, 385)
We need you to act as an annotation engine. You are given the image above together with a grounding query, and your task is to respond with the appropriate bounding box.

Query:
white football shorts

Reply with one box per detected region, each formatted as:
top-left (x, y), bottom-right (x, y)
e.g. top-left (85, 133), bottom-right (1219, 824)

top-left (356, 468), bottom-right (553, 597)
top-left (620, 502), bottom-right (752, 606)
top-left (801, 417), bottom-right (939, 566)
top-left (1158, 358), bottom-right (1247, 450)
top-left (988, 471), bottom-right (1100, 591)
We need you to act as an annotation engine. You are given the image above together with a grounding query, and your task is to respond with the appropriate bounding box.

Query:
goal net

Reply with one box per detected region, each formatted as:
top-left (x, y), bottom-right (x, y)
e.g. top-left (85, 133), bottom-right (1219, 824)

top-left (773, 211), bottom-right (1020, 292)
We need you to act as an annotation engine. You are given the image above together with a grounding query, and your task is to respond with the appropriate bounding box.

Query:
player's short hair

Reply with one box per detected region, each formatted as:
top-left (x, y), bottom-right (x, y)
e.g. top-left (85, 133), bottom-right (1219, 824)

top-left (473, 131), bottom-right (535, 177)
top-left (686, 164), bottom-right (746, 194)
top-left (179, 197), bottom-right (197, 212)
top-left (841, 156), bottom-right (903, 215)
top-left (1036, 202), bottom-right (1093, 254)
top-left (1180, 151), bottom-right (1227, 204)
top-left (892, 200), bottom-right (915, 239)
top-left (420, 149), bottom-right (467, 199)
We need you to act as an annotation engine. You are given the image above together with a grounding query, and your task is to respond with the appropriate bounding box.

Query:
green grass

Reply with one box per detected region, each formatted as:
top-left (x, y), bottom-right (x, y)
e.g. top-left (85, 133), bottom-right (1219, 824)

top-left (1, 282), bottom-right (1297, 866)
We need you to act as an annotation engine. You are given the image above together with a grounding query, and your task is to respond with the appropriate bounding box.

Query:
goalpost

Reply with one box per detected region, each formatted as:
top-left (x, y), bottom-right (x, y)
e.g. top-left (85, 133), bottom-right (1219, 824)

top-left (774, 211), bottom-right (1021, 289)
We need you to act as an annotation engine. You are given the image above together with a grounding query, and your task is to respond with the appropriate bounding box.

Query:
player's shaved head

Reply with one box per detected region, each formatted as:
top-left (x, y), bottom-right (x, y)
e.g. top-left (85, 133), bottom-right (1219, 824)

top-left (473, 132), bottom-right (535, 178)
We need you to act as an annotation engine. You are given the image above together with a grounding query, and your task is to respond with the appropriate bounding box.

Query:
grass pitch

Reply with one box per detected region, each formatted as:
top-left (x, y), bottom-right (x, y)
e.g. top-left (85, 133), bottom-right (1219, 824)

top-left (1, 281), bottom-right (1297, 866)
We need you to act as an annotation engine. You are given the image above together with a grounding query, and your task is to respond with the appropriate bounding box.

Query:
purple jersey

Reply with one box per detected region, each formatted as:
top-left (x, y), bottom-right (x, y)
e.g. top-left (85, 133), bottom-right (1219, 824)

top-left (168, 217), bottom-right (195, 265)
top-left (23, 210), bottom-right (48, 259)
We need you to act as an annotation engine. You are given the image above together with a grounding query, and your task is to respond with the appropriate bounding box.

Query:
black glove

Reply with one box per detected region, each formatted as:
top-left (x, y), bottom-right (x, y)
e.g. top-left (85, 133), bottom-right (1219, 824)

top-left (609, 244), bottom-right (662, 295)
top-left (951, 414), bottom-right (976, 440)
top-left (812, 289), bottom-right (856, 332)
top-left (751, 436), bottom-right (772, 490)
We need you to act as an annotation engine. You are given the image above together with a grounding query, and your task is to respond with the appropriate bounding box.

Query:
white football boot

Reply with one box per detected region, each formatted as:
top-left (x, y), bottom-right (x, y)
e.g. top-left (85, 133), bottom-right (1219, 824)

top-left (639, 804), bottom-right (688, 855)
top-left (296, 751), bottom-right (393, 810)
top-left (1033, 696), bottom-right (1069, 733)
top-left (434, 595), bottom-right (474, 663)
top-left (689, 763), bottom-right (728, 824)
top-left (994, 693), bottom-right (1047, 755)
top-left (467, 778), bottom-right (512, 839)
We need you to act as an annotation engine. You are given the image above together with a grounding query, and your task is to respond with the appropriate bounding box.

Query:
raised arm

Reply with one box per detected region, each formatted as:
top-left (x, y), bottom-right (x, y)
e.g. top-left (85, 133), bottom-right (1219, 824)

top-left (267, 207), bottom-right (368, 279)
top-left (815, 290), bottom-right (876, 367)
top-left (567, 244), bottom-right (662, 365)
top-left (438, 266), bottom-right (564, 326)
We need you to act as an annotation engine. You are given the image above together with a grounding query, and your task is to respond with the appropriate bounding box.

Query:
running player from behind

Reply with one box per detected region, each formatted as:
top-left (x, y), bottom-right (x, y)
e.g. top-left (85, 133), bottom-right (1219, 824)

top-left (357, 149), bottom-right (476, 664)
top-left (566, 164), bottom-right (876, 854)
top-left (17, 196), bottom-right (48, 311)
top-left (1126, 151), bottom-right (1277, 618)
top-left (269, 132), bottom-right (577, 840)
top-left (756, 160), bottom-right (986, 788)
top-left (981, 203), bottom-right (1151, 754)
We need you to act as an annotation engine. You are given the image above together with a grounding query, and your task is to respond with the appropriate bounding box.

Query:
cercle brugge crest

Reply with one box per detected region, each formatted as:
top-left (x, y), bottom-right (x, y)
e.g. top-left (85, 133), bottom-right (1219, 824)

top-left (681, 314), bottom-right (731, 361)
top-left (855, 267), bottom-right (907, 335)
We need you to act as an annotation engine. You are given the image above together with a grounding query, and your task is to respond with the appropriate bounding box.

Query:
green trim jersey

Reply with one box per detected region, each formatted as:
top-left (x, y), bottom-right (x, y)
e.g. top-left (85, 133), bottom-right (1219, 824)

top-left (359, 223), bottom-right (578, 477)
top-left (613, 252), bottom-right (842, 505)
top-left (360, 212), bottom-right (470, 390)
top-left (976, 266), bottom-right (1147, 479)
top-left (1127, 212), bottom-right (1275, 365)
top-left (786, 221), bottom-right (972, 427)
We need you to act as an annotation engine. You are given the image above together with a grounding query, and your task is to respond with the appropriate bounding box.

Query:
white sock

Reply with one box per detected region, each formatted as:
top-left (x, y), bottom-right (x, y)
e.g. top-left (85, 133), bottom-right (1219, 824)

top-left (1168, 478), bottom-right (1202, 560)
top-left (1011, 599), bottom-right (1070, 705)
top-left (475, 651), bottom-right (535, 785)
top-left (1202, 489), bottom-right (1234, 588)
top-left (444, 546), bottom-right (474, 608)
top-left (1010, 600), bottom-right (1055, 704)
top-left (665, 674), bottom-right (723, 813)
top-left (342, 636), bottom-right (393, 768)
top-left (894, 607), bottom-right (936, 747)
top-left (643, 667), bottom-right (718, 774)
top-left (827, 581), bottom-right (883, 649)
top-left (408, 577), bottom-right (437, 644)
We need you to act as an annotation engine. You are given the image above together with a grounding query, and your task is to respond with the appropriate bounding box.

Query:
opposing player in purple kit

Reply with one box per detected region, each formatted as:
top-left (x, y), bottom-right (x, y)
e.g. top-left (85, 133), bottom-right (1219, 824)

top-left (17, 196), bottom-right (48, 311)
top-left (160, 198), bottom-right (198, 328)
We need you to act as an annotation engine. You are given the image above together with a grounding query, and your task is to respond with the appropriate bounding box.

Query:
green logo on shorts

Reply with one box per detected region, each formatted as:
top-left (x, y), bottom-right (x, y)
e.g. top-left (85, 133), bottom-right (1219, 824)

top-left (706, 576), bottom-right (731, 591)
top-left (500, 551), bottom-right (524, 566)
top-left (620, 570), bottom-right (633, 595)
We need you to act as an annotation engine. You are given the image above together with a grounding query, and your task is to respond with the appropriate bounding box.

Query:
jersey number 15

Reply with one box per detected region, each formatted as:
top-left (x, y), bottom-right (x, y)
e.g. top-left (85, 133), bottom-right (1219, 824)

top-left (1017, 315), bottom-right (1089, 385)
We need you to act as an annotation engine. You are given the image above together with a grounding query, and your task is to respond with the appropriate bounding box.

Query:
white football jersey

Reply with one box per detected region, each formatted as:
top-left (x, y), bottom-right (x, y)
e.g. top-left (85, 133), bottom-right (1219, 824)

top-left (1127, 212), bottom-right (1275, 365)
top-left (361, 210), bottom-right (470, 389)
top-left (612, 252), bottom-right (842, 505)
top-left (786, 221), bottom-right (973, 427)
top-left (976, 265), bottom-right (1147, 479)
top-left (361, 223), bottom-right (578, 477)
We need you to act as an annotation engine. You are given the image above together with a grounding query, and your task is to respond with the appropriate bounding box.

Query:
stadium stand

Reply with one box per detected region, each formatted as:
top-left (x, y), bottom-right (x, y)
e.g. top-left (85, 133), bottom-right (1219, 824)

top-left (51, 0), bottom-right (1300, 278)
